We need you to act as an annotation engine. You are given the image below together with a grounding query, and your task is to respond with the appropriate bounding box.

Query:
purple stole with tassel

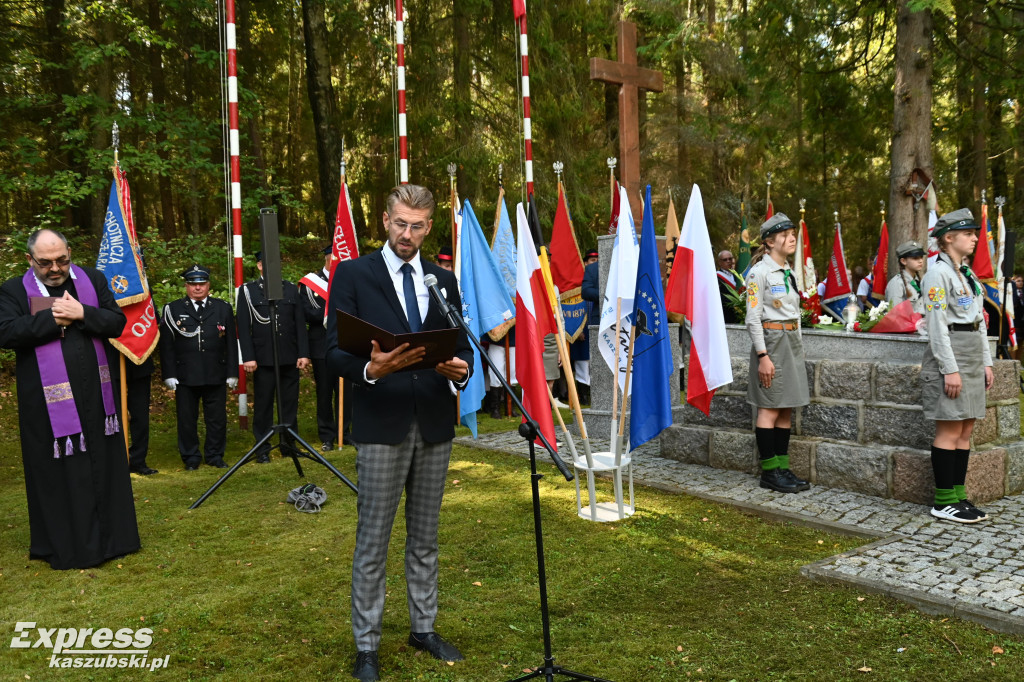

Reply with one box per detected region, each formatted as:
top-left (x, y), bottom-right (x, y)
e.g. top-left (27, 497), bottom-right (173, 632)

top-left (23, 266), bottom-right (119, 457)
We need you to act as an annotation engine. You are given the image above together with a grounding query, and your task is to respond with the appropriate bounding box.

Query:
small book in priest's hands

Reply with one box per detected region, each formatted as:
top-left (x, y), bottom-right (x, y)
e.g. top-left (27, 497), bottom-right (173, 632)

top-left (30, 297), bottom-right (60, 314)
top-left (335, 310), bottom-right (459, 373)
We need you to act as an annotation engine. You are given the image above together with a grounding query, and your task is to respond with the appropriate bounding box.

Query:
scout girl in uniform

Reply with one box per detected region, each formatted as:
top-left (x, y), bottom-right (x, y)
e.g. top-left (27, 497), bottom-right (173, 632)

top-left (885, 240), bottom-right (926, 314)
top-left (920, 208), bottom-right (994, 523)
top-left (745, 214), bottom-right (810, 494)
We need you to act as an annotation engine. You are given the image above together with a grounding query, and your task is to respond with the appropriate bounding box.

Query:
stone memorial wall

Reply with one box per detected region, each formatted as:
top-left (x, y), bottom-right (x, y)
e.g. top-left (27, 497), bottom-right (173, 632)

top-left (660, 326), bottom-right (1024, 503)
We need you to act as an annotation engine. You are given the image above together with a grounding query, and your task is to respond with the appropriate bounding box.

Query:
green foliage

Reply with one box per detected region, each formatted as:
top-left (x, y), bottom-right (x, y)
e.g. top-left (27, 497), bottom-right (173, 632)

top-left (1, 0), bottom-right (1023, 274)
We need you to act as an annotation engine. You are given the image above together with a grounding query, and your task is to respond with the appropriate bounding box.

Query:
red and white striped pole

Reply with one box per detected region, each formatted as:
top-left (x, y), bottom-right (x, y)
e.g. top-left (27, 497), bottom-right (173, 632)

top-left (225, 0), bottom-right (248, 427)
top-left (513, 1), bottom-right (533, 198)
top-left (396, 0), bottom-right (409, 184)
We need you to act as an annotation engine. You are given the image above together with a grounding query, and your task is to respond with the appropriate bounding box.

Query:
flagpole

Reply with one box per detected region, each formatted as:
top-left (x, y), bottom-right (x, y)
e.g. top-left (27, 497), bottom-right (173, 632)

top-left (395, 0), bottom-right (409, 183)
top-left (494, 165), bottom-right (514, 419)
top-left (337, 149), bottom-right (346, 446)
top-left (553, 171), bottom-right (592, 462)
top-left (607, 157), bottom-right (617, 217)
top-left (616, 323), bottom-right (638, 465)
top-left (223, 0), bottom-right (248, 429)
top-left (515, 4), bottom-right (534, 199)
top-left (610, 297), bottom-right (622, 438)
top-left (448, 163), bottom-right (458, 257)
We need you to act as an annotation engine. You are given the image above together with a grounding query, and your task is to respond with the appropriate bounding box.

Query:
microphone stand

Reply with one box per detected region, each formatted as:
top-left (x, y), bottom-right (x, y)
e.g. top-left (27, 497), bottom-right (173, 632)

top-left (425, 278), bottom-right (613, 682)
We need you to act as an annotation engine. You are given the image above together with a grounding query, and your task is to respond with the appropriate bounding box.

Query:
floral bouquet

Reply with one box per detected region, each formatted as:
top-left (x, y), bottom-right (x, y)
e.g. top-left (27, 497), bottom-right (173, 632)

top-left (866, 300), bottom-right (923, 334)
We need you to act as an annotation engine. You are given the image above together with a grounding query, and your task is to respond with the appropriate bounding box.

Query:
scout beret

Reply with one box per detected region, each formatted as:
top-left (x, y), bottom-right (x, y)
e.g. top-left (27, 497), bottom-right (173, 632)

top-left (759, 213), bottom-right (795, 240)
top-left (932, 208), bottom-right (978, 239)
top-left (895, 241), bottom-right (926, 259)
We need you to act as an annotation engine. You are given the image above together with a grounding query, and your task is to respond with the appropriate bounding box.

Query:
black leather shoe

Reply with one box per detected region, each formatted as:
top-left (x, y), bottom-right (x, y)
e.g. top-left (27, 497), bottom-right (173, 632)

top-left (207, 459), bottom-right (229, 469)
top-left (129, 466), bottom-right (158, 476)
top-left (321, 442), bottom-right (333, 452)
top-left (352, 650), bottom-right (380, 681)
top-left (779, 468), bottom-right (810, 491)
top-left (759, 468), bottom-right (801, 493)
top-left (255, 454), bottom-right (270, 464)
top-left (408, 632), bottom-right (464, 662)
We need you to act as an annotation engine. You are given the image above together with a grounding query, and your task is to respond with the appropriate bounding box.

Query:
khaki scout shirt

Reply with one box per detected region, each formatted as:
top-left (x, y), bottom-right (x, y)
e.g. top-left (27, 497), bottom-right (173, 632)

top-left (885, 272), bottom-right (924, 314)
top-left (745, 256), bottom-right (801, 353)
top-left (920, 253), bottom-right (993, 374)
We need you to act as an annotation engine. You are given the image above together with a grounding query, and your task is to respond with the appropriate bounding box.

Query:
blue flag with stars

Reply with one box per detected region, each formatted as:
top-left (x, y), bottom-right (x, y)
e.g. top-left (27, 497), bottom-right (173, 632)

top-left (458, 199), bottom-right (515, 436)
top-left (630, 185), bottom-right (674, 450)
top-left (490, 194), bottom-right (517, 302)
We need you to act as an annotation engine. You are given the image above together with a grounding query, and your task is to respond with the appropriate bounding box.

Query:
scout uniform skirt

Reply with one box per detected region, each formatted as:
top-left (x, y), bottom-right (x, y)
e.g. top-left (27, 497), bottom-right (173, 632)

top-left (746, 328), bottom-right (810, 409)
top-left (920, 330), bottom-right (987, 421)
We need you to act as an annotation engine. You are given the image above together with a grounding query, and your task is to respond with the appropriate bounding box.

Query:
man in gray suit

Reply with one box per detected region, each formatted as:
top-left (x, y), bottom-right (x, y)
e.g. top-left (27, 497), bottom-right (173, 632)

top-left (326, 185), bottom-right (473, 682)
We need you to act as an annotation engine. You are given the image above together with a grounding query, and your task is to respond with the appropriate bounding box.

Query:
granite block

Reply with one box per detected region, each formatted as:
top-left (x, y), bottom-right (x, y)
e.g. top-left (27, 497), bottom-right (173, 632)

top-left (682, 394), bottom-right (754, 429)
top-left (874, 362), bottom-right (922, 406)
top-left (1004, 442), bottom-right (1024, 495)
top-left (863, 405), bottom-right (933, 449)
top-left (710, 430), bottom-right (758, 474)
top-left (818, 360), bottom-right (872, 400)
top-left (724, 354), bottom-right (749, 393)
top-left (659, 425), bottom-right (710, 465)
top-left (998, 404), bottom-right (1021, 442)
top-left (892, 449), bottom-right (933, 504)
top-left (787, 438), bottom-right (815, 482)
top-left (815, 442), bottom-right (889, 498)
top-left (966, 448), bottom-right (1006, 504)
top-left (988, 359), bottom-right (1021, 402)
top-left (799, 403), bottom-right (860, 442)
top-left (806, 359), bottom-right (818, 398)
top-left (972, 406), bottom-right (998, 446)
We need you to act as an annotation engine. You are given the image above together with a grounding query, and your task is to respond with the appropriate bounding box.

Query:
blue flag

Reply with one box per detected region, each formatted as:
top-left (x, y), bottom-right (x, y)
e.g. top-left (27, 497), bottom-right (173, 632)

top-left (95, 172), bottom-right (148, 305)
top-left (459, 200), bottom-right (515, 436)
top-left (629, 185), bottom-right (674, 450)
top-left (491, 195), bottom-right (517, 301)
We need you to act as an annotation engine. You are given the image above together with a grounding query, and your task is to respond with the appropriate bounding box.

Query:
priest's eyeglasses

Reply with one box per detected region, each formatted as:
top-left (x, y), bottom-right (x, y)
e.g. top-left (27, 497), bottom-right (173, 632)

top-left (389, 219), bottom-right (429, 234)
top-left (30, 254), bottom-right (71, 269)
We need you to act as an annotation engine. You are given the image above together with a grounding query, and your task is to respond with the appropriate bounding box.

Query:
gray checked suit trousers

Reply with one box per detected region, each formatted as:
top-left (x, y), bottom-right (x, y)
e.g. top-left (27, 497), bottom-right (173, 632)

top-left (351, 421), bottom-right (452, 650)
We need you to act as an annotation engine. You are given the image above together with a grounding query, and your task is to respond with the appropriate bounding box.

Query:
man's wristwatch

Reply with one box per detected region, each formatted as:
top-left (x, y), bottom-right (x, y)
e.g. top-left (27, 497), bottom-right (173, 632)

top-left (757, 352), bottom-right (768, 359)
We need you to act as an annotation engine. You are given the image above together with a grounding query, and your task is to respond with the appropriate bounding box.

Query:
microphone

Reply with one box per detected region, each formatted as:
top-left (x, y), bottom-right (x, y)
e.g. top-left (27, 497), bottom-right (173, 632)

top-left (423, 273), bottom-right (458, 327)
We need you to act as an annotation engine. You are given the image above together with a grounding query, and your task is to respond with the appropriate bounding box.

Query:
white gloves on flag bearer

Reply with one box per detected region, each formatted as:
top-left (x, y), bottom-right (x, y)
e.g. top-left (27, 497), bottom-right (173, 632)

top-left (164, 378), bottom-right (178, 391)
top-left (226, 377), bottom-right (238, 389)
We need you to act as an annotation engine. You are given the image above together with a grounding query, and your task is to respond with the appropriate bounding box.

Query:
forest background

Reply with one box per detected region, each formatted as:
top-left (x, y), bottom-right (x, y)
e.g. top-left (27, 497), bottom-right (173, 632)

top-left (3, 0), bottom-right (1024, 286)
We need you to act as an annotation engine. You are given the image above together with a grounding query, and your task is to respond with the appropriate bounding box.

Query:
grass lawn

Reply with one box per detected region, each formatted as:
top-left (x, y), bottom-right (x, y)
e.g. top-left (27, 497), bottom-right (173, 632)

top-left (0, 378), bottom-right (1022, 681)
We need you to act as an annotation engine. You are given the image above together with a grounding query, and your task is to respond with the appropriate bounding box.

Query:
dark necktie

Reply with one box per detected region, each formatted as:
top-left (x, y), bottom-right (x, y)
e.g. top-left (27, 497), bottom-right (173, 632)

top-left (196, 300), bottom-right (205, 314)
top-left (959, 265), bottom-right (981, 296)
top-left (400, 263), bottom-right (421, 332)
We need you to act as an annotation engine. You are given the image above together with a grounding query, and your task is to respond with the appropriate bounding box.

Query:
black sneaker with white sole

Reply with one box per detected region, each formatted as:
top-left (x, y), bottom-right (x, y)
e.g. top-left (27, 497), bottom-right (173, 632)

top-left (961, 500), bottom-right (989, 520)
top-left (930, 503), bottom-right (981, 523)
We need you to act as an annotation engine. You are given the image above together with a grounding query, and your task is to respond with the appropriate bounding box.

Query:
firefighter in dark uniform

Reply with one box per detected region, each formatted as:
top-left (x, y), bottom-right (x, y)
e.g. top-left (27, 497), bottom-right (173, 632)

top-left (299, 245), bottom-right (347, 451)
top-left (237, 252), bottom-right (310, 462)
top-left (160, 264), bottom-right (237, 470)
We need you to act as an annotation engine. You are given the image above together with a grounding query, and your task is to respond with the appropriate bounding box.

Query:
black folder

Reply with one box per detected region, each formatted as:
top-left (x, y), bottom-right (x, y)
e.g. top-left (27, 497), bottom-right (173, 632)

top-left (335, 310), bottom-right (459, 372)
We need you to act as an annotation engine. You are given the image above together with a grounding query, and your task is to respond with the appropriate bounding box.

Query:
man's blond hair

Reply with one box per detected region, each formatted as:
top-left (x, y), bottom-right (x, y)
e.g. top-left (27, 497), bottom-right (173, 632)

top-left (386, 185), bottom-right (435, 217)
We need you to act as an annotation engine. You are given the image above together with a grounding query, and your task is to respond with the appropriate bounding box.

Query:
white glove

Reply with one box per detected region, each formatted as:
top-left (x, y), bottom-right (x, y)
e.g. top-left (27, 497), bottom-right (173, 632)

top-left (164, 378), bottom-right (178, 391)
top-left (226, 377), bottom-right (238, 389)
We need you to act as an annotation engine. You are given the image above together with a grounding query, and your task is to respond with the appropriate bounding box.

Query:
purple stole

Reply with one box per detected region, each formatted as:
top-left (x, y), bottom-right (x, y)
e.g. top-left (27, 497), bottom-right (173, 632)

top-left (23, 266), bottom-right (119, 457)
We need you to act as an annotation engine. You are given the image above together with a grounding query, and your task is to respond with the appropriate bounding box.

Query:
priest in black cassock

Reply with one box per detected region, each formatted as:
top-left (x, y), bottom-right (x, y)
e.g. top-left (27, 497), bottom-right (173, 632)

top-left (0, 229), bottom-right (140, 570)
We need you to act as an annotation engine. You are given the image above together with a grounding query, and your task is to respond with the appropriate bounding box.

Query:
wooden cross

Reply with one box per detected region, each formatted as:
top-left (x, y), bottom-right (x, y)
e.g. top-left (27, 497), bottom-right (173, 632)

top-left (590, 20), bottom-right (664, 224)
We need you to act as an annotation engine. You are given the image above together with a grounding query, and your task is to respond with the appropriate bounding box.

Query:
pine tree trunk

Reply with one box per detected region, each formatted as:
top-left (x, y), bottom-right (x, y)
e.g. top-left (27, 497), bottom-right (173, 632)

top-left (301, 0), bottom-right (342, 237)
top-left (887, 0), bottom-right (933, 278)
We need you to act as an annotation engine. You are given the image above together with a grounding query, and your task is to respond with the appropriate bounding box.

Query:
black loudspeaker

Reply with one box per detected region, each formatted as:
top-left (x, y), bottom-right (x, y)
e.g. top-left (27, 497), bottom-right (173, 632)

top-left (1002, 231), bottom-right (1016, 280)
top-left (258, 208), bottom-right (284, 301)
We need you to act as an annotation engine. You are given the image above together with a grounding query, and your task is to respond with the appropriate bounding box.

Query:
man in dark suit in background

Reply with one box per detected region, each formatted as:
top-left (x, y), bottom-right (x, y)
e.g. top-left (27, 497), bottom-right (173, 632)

top-left (124, 354), bottom-right (157, 475)
top-left (237, 253), bottom-right (310, 463)
top-left (299, 246), bottom-right (345, 451)
top-left (160, 264), bottom-right (238, 470)
top-left (326, 185), bottom-right (472, 682)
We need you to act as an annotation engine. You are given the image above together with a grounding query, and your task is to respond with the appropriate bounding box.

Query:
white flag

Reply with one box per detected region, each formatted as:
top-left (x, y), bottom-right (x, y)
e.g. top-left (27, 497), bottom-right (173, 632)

top-left (598, 185), bottom-right (639, 394)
